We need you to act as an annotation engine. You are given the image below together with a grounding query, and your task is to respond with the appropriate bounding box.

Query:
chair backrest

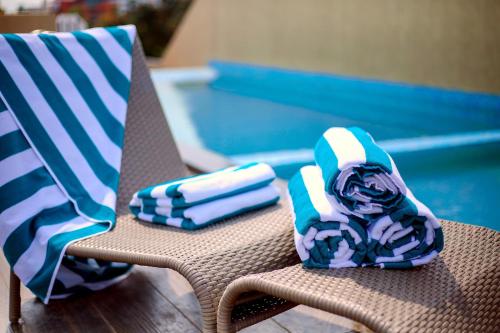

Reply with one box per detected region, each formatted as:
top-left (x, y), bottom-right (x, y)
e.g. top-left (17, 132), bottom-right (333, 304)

top-left (116, 38), bottom-right (187, 213)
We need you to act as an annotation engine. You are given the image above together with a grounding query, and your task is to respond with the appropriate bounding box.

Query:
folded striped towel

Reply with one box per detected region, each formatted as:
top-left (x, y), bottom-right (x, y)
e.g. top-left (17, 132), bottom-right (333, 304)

top-left (133, 162), bottom-right (276, 207)
top-left (0, 25), bottom-right (136, 302)
top-left (130, 185), bottom-right (280, 230)
top-left (315, 127), bottom-right (407, 219)
top-left (289, 166), bottom-right (368, 268)
top-left (129, 163), bottom-right (280, 229)
top-left (366, 190), bottom-right (444, 269)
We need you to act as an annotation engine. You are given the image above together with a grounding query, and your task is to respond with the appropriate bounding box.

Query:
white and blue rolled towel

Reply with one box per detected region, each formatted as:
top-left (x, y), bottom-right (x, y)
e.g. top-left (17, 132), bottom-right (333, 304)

top-left (129, 163), bottom-right (280, 230)
top-left (315, 127), bottom-right (407, 219)
top-left (365, 189), bottom-right (444, 269)
top-left (0, 25), bottom-right (136, 302)
top-left (289, 165), bottom-right (443, 269)
top-left (289, 127), bottom-right (444, 269)
top-left (288, 166), bottom-right (368, 268)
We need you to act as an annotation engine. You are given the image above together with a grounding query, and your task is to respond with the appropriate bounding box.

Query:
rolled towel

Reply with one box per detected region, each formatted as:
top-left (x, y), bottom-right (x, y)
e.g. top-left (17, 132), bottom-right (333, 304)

top-left (130, 185), bottom-right (280, 230)
top-left (289, 166), bottom-right (368, 268)
top-left (314, 127), bottom-right (406, 219)
top-left (366, 190), bottom-right (444, 268)
top-left (134, 162), bottom-right (276, 208)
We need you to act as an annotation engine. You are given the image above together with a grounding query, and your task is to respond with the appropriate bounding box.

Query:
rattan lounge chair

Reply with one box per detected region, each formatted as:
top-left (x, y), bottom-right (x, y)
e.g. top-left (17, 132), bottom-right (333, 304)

top-left (218, 221), bottom-right (500, 332)
top-left (8, 38), bottom-right (300, 332)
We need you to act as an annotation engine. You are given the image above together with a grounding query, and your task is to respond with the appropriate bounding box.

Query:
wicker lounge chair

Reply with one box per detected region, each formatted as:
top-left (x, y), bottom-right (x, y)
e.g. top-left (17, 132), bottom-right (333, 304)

top-left (218, 221), bottom-right (500, 332)
top-left (8, 38), bottom-right (300, 332)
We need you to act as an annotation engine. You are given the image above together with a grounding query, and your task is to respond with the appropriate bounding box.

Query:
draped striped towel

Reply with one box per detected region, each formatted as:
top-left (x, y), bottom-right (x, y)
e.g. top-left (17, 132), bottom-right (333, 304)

top-left (288, 166), bottom-right (368, 268)
top-left (0, 25), bottom-right (136, 302)
top-left (129, 163), bottom-right (280, 230)
top-left (314, 127), bottom-right (407, 219)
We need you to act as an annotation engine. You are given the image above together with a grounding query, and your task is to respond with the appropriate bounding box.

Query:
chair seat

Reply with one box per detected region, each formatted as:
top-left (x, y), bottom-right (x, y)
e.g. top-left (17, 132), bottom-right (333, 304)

top-left (67, 192), bottom-right (300, 332)
top-left (217, 221), bottom-right (500, 333)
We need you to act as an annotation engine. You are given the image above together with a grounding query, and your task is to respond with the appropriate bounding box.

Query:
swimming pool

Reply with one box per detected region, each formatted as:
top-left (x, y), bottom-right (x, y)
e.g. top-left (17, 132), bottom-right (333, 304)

top-left (151, 62), bottom-right (500, 231)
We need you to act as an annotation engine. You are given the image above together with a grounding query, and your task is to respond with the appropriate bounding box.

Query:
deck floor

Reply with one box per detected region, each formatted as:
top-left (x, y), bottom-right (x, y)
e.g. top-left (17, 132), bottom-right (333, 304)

top-left (0, 255), bottom-right (370, 333)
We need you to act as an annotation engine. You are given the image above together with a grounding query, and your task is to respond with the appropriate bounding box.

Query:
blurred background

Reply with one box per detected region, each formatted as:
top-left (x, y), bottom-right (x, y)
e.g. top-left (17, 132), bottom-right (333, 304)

top-left (1, 0), bottom-right (499, 230)
top-left (0, 0), bottom-right (191, 57)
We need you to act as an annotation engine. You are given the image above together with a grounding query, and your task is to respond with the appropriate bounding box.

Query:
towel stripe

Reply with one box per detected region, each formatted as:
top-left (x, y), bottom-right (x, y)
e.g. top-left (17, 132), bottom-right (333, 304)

top-left (0, 130), bottom-right (30, 161)
top-left (13, 217), bottom-right (91, 283)
top-left (349, 127), bottom-right (392, 172)
top-left (3, 202), bottom-right (77, 266)
top-left (0, 109), bottom-right (17, 136)
top-left (27, 223), bottom-right (108, 299)
top-left (72, 31), bottom-right (130, 100)
top-left (0, 186), bottom-right (68, 248)
top-left (38, 34), bottom-right (124, 146)
top-left (106, 26), bottom-right (133, 54)
top-left (323, 127), bottom-right (366, 168)
top-left (54, 34), bottom-right (128, 124)
top-left (2, 35), bottom-right (121, 178)
top-left (83, 28), bottom-right (132, 77)
top-left (0, 168), bottom-right (55, 213)
top-left (299, 166), bottom-right (348, 224)
top-left (119, 25), bottom-right (137, 45)
top-left (0, 61), bottom-right (115, 219)
top-left (0, 149), bottom-right (43, 188)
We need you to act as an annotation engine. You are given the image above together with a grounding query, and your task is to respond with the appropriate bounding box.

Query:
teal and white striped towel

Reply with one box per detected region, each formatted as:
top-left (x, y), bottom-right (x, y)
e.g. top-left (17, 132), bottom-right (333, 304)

top-left (51, 257), bottom-right (133, 299)
top-left (288, 166), bottom-right (368, 268)
top-left (0, 25), bottom-right (135, 302)
top-left (365, 190), bottom-right (444, 269)
top-left (288, 165), bottom-right (443, 269)
top-left (129, 163), bottom-right (280, 230)
top-left (132, 162), bottom-right (277, 208)
top-left (314, 127), bottom-right (407, 219)
top-left (130, 184), bottom-right (280, 230)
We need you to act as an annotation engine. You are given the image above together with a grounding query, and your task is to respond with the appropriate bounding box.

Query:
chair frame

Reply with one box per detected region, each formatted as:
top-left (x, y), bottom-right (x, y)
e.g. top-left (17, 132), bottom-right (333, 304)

top-left (217, 221), bottom-right (500, 333)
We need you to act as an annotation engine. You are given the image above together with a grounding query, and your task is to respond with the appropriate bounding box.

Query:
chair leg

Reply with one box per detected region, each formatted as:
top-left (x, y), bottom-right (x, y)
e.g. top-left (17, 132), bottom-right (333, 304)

top-left (9, 269), bottom-right (21, 324)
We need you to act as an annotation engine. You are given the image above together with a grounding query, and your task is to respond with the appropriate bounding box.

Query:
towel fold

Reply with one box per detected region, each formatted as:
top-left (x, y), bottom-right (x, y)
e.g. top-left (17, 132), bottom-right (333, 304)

top-left (135, 162), bottom-right (276, 207)
top-left (129, 163), bottom-right (280, 230)
top-left (130, 184), bottom-right (280, 230)
top-left (365, 190), bottom-right (444, 268)
top-left (289, 166), bottom-right (368, 268)
top-left (314, 127), bottom-right (406, 219)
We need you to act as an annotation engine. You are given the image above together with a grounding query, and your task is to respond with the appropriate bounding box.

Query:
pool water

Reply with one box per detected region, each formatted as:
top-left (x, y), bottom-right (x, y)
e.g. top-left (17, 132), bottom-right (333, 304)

top-left (152, 62), bottom-right (500, 231)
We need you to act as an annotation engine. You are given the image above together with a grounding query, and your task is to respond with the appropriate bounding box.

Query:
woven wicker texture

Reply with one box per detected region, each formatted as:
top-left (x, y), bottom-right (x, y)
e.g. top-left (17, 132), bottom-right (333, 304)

top-left (65, 40), bottom-right (300, 332)
top-left (218, 221), bottom-right (500, 333)
top-left (115, 38), bottom-right (186, 214)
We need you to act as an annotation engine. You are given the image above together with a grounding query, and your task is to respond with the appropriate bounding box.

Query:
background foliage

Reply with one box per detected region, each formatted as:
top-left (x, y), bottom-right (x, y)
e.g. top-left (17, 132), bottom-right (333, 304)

top-left (107, 1), bottom-right (191, 57)
top-left (57, 0), bottom-right (192, 57)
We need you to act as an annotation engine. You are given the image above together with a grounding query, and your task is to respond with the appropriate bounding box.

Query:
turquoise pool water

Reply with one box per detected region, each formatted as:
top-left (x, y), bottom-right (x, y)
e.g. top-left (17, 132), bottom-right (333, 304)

top-left (152, 62), bottom-right (500, 231)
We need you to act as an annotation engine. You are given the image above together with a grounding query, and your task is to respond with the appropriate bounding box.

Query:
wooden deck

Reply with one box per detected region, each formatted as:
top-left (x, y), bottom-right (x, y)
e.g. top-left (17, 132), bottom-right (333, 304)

top-left (1, 255), bottom-right (371, 333)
